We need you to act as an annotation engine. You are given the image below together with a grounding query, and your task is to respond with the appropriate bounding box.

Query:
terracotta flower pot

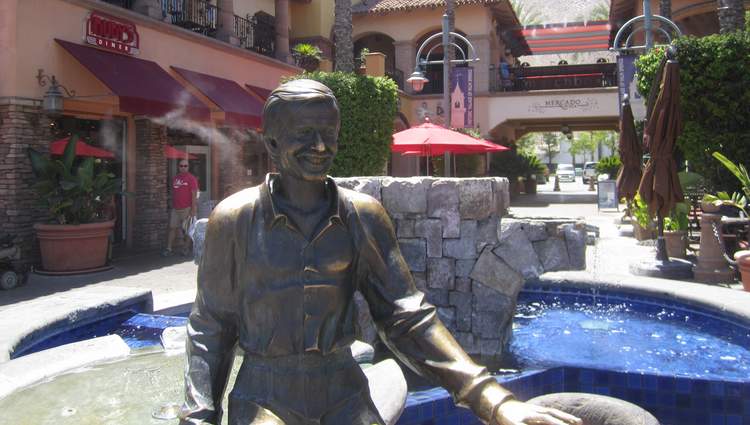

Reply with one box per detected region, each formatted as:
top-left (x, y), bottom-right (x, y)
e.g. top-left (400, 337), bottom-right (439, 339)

top-left (34, 220), bottom-right (114, 272)
top-left (733, 250), bottom-right (750, 291)
top-left (524, 177), bottom-right (537, 194)
top-left (633, 222), bottom-right (656, 241)
top-left (664, 230), bottom-right (687, 258)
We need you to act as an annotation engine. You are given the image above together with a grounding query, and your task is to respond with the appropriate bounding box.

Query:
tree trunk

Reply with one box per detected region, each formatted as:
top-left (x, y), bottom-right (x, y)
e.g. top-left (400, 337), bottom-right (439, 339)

top-left (659, 0), bottom-right (671, 19)
top-left (334, 0), bottom-right (354, 72)
top-left (717, 0), bottom-right (746, 33)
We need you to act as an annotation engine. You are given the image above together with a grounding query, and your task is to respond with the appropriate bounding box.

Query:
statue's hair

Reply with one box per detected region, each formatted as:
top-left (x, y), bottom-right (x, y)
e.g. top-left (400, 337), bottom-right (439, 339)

top-left (262, 79), bottom-right (339, 141)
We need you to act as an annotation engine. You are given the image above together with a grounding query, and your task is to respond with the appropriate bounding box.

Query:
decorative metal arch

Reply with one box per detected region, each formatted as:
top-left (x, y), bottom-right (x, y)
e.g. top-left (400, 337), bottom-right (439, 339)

top-left (611, 15), bottom-right (682, 52)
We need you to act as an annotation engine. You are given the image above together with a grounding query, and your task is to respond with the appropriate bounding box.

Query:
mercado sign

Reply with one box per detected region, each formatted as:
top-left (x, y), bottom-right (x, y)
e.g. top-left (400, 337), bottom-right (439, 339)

top-left (529, 97), bottom-right (599, 114)
top-left (85, 11), bottom-right (140, 55)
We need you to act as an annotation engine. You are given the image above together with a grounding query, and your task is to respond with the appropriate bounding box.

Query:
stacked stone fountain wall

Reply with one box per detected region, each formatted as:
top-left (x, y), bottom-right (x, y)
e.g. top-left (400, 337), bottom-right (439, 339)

top-left (336, 177), bottom-right (587, 358)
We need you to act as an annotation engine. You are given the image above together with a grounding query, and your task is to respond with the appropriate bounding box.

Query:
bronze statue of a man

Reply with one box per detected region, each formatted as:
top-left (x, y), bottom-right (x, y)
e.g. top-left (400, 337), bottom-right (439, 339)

top-left (180, 79), bottom-right (580, 425)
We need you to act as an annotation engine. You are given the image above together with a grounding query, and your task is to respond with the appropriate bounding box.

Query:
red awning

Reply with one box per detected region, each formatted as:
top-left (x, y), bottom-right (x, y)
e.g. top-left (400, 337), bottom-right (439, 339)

top-left (245, 84), bottom-right (272, 102)
top-left (165, 145), bottom-right (198, 160)
top-left (173, 67), bottom-right (263, 128)
top-left (517, 21), bottom-right (612, 55)
top-left (55, 39), bottom-right (210, 121)
top-left (50, 137), bottom-right (115, 159)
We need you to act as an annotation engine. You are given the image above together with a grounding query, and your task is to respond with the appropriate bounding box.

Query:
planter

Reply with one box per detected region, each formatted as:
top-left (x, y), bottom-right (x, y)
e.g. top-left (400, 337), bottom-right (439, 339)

top-left (523, 177), bottom-right (537, 194)
top-left (295, 56), bottom-right (320, 72)
top-left (734, 250), bottom-right (750, 291)
top-left (664, 230), bottom-right (688, 258)
top-left (633, 222), bottom-right (656, 241)
top-left (34, 220), bottom-right (114, 272)
top-left (509, 179), bottom-right (521, 199)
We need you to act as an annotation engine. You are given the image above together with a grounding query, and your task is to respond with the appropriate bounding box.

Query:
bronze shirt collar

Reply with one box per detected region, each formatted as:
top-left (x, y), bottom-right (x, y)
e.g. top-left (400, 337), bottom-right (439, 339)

top-left (261, 173), bottom-right (343, 230)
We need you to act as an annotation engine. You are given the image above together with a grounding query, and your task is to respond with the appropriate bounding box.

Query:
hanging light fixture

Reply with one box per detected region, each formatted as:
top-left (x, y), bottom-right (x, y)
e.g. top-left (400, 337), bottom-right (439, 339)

top-left (36, 69), bottom-right (76, 116)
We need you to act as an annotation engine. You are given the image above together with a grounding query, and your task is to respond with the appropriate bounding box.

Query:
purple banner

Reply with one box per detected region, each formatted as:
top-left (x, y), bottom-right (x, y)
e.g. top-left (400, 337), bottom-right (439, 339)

top-left (617, 54), bottom-right (646, 120)
top-left (450, 67), bottom-right (473, 128)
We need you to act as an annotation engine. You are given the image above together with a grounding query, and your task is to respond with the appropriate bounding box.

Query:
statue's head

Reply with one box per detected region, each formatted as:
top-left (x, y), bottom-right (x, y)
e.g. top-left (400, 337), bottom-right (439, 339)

top-left (262, 79), bottom-right (340, 181)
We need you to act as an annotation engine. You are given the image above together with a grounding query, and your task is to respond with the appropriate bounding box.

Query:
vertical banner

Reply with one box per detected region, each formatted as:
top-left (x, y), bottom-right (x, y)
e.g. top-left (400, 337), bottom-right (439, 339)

top-left (617, 54), bottom-right (646, 121)
top-left (450, 67), bottom-right (473, 128)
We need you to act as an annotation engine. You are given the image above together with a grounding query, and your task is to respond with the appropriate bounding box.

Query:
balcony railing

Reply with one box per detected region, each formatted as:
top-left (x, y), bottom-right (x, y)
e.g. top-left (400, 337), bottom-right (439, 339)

top-left (490, 63), bottom-right (618, 92)
top-left (234, 14), bottom-right (275, 58)
top-left (162, 0), bottom-right (218, 37)
top-left (102, 0), bottom-right (135, 9)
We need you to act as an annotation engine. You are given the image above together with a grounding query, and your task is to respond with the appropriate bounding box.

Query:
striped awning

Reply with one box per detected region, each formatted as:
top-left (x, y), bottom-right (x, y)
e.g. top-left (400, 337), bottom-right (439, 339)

top-left (518, 20), bottom-right (612, 55)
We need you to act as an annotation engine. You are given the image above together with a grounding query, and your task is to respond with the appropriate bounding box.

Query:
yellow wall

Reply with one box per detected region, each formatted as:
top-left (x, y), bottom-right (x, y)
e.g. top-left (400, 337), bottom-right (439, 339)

top-left (234, 0), bottom-right (276, 19)
top-left (290, 0), bottom-right (335, 39)
top-left (353, 6), bottom-right (492, 42)
top-left (2, 0), bottom-right (297, 102)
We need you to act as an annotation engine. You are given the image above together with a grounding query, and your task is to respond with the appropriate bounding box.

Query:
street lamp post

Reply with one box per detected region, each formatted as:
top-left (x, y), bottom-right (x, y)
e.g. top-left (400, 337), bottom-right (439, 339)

top-left (406, 14), bottom-right (479, 176)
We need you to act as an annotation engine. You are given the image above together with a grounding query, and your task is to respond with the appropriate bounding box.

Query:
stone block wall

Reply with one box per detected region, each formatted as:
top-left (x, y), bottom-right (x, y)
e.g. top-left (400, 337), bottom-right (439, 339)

top-left (336, 177), bottom-right (587, 359)
top-left (0, 99), bottom-right (52, 263)
top-left (133, 119), bottom-right (168, 250)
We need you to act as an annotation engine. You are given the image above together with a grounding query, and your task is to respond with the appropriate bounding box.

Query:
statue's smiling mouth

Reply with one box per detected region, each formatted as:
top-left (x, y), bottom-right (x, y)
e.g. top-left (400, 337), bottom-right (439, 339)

top-left (298, 154), bottom-right (331, 167)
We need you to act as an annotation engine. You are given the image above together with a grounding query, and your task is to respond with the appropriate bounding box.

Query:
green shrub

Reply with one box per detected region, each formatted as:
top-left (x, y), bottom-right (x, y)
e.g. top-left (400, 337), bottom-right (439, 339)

top-left (664, 202), bottom-right (690, 231)
top-left (489, 150), bottom-right (525, 181)
top-left (519, 153), bottom-right (546, 178)
top-left (292, 43), bottom-right (322, 60)
top-left (595, 155), bottom-right (622, 177)
top-left (285, 72), bottom-right (399, 176)
top-left (632, 193), bottom-right (654, 229)
top-left (635, 32), bottom-right (750, 193)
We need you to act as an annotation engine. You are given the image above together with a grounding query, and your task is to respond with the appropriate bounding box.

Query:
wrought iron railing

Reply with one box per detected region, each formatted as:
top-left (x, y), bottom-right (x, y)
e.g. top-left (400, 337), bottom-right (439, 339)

top-left (490, 63), bottom-right (618, 92)
top-left (103, 0), bottom-right (135, 9)
top-left (233, 13), bottom-right (275, 58)
top-left (162, 0), bottom-right (218, 37)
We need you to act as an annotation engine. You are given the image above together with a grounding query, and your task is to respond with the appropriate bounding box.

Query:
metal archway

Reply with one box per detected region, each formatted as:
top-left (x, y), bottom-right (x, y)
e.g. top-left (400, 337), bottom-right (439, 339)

top-left (611, 14), bottom-right (682, 52)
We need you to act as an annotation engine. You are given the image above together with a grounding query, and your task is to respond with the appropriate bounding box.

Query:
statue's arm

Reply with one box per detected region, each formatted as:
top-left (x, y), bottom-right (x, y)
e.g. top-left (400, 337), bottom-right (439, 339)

top-left (350, 196), bottom-right (513, 424)
top-left (181, 207), bottom-right (239, 425)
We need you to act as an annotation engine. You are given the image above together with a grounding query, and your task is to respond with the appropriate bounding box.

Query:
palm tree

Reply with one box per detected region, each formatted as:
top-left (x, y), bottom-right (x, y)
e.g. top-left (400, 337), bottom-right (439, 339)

top-left (333, 0), bottom-right (354, 72)
top-left (588, 0), bottom-right (610, 21)
top-left (509, 0), bottom-right (543, 26)
top-left (717, 0), bottom-right (746, 33)
top-left (659, 0), bottom-right (671, 19)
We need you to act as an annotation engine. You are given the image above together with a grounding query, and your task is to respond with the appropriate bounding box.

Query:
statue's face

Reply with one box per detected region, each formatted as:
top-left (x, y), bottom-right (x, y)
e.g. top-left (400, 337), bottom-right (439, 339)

top-left (273, 101), bottom-right (339, 181)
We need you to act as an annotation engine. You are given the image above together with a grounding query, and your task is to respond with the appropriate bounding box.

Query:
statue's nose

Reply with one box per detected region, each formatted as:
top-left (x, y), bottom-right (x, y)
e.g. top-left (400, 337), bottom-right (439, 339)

top-left (311, 133), bottom-right (326, 152)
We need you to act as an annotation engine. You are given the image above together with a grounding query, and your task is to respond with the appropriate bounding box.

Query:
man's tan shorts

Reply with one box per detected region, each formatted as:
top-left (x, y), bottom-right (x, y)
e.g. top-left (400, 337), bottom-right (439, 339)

top-left (169, 207), bottom-right (191, 229)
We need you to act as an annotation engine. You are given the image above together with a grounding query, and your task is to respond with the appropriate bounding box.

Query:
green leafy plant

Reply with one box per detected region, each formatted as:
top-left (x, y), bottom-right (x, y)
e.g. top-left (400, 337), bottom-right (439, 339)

top-left (519, 153), bottom-right (546, 178)
top-left (595, 155), bottom-right (622, 178)
top-left (712, 151), bottom-right (750, 200)
top-left (357, 47), bottom-right (370, 67)
top-left (636, 33), bottom-right (750, 193)
top-left (489, 151), bottom-right (526, 181)
top-left (702, 191), bottom-right (748, 215)
top-left (27, 135), bottom-right (120, 225)
top-left (292, 43), bottom-right (323, 60)
top-left (664, 202), bottom-right (690, 231)
top-left (632, 193), bottom-right (654, 229)
top-left (284, 72), bottom-right (399, 176)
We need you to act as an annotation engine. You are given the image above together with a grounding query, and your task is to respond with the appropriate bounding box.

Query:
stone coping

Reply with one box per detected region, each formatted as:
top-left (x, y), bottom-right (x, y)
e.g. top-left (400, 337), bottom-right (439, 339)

top-left (529, 271), bottom-right (750, 327)
top-left (0, 334), bottom-right (130, 400)
top-left (0, 286), bottom-right (152, 362)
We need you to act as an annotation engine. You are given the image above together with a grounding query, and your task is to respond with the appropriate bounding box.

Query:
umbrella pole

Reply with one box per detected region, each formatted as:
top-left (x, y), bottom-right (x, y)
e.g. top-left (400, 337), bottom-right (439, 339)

top-left (656, 212), bottom-right (669, 261)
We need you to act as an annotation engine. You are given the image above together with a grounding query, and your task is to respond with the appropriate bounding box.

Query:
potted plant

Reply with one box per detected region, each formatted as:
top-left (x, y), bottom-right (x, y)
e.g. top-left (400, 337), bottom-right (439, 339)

top-left (292, 43), bottom-right (323, 72)
top-left (595, 155), bottom-right (622, 181)
top-left (663, 202), bottom-right (690, 258)
top-left (520, 153), bottom-right (545, 195)
top-left (632, 193), bottom-right (656, 241)
top-left (489, 151), bottom-right (525, 198)
top-left (356, 48), bottom-right (370, 75)
top-left (27, 136), bottom-right (120, 272)
top-left (733, 250), bottom-right (750, 291)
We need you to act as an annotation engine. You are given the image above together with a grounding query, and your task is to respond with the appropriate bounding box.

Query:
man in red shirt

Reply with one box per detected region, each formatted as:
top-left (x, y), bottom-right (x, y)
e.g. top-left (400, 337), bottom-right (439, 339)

top-left (164, 160), bottom-right (198, 257)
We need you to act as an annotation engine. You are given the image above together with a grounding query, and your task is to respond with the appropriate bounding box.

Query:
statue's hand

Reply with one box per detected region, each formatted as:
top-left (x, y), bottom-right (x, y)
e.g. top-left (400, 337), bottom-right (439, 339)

top-left (492, 400), bottom-right (582, 425)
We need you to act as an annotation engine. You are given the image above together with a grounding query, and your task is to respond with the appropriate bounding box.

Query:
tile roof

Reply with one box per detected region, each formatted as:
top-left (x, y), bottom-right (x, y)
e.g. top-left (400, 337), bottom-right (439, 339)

top-left (353, 0), bottom-right (506, 15)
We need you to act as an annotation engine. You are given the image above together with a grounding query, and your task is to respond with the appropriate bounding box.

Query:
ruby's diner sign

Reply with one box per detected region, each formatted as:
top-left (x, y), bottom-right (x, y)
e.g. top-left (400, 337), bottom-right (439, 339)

top-left (85, 11), bottom-right (139, 55)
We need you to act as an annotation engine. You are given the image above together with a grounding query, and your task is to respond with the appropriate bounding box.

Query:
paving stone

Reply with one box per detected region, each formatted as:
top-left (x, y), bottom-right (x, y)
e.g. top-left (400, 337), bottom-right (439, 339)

top-left (479, 338), bottom-right (503, 357)
top-left (477, 217), bottom-right (500, 246)
top-left (455, 277), bottom-right (472, 292)
top-left (440, 211), bottom-right (461, 238)
top-left (335, 177), bottom-right (382, 201)
top-left (522, 221), bottom-right (548, 242)
top-left (398, 239), bottom-right (426, 272)
top-left (527, 393), bottom-right (660, 425)
top-left (443, 220), bottom-right (479, 259)
top-left (533, 238), bottom-right (571, 272)
top-left (396, 219), bottom-right (415, 238)
top-left (492, 178), bottom-right (510, 217)
top-left (471, 310), bottom-right (506, 338)
top-left (449, 291), bottom-right (472, 332)
top-left (455, 260), bottom-right (475, 278)
top-left (493, 225), bottom-right (544, 279)
top-left (459, 179), bottom-right (494, 220)
top-left (382, 178), bottom-right (428, 214)
top-left (412, 272), bottom-right (427, 292)
top-left (472, 281), bottom-right (514, 313)
top-left (469, 248), bottom-right (524, 298)
top-left (415, 219), bottom-right (443, 258)
top-left (453, 332), bottom-right (477, 354)
top-left (427, 180), bottom-right (459, 218)
top-left (427, 258), bottom-right (455, 290)
top-left (425, 288), bottom-right (449, 306)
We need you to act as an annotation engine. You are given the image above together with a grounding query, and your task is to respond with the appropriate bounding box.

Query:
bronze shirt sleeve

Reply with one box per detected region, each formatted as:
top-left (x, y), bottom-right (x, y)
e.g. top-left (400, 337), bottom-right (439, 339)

top-left (350, 195), bottom-right (515, 424)
top-left (181, 206), bottom-right (240, 424)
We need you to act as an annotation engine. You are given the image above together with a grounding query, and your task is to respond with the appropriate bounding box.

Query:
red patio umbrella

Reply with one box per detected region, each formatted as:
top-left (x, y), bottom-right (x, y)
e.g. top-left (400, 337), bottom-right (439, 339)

top-left (392, 119), bottom-right (508, 156)
top-left (50, 137), bottom-right (115, 159)
top-left (165, 145), bottom-right (198, 160)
